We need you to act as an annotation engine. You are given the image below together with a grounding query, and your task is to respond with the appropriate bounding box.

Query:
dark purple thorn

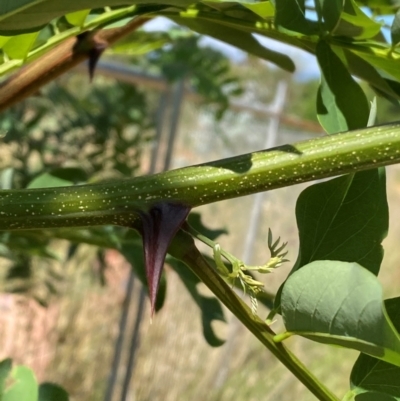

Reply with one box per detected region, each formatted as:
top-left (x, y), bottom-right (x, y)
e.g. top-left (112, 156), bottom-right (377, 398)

top-left (88, 40), bottom-right (107, 82)
top-left (139, 202), bottom-right (191, 316)
top-left (75, 32), bottom-right (107, 82)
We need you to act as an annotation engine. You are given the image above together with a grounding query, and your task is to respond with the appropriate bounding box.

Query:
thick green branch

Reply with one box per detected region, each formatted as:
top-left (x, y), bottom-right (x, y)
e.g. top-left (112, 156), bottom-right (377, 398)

top-left (1, 123), bottom-right (400, 230)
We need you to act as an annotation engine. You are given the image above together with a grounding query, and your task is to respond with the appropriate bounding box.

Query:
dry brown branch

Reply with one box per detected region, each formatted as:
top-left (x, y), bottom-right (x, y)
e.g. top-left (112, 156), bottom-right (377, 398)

top-left (0, 16), bottom-right (149, 113)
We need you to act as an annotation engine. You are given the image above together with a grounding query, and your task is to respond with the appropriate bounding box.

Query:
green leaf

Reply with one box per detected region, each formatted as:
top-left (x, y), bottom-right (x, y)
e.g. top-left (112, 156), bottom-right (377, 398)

top-left (0, 1), bottom-right (183, 34)
top-left (355, 392), bottom-right (397, 401)
top-left (3, 32), bottom-right (39, 59)
top-left (0, 359), bottom-right (12, 394)
top-left (350, 298), bottom-right (400, 400)
top-left (274, 0), bottom-right (316, 35)
top-left (280, 261), bottom-right (400, 366)
top-left (27, 167), bottom-right (88, 188)
top-left (294, 169), bottom-right (387, 276)
top-left (391, 11), bottom-right (400, 46)
top-left (48, 167), bottom-right (88, 183)
top-left (274, 168), bottom-right (387, 312)
top-left (0, 36), bottom-right (10, 47)
top-left (168, 15), bottom-right (295, 72)
top-left (27, 173), bottom-right (73, 189)
top-left (242, 1), bottom-right (274, 19)
top-left (168, 256), bottom-right (226, 347)
top-left (0, 6), bottom-right (142, 76)
top-left (344, 50), bottom-right (400, 101)
top-left (352, 48), bottom-right (400, 83)
top-left (65, 9), bottom-right (90, 27)
top-left (110, 32), bottom-right (170, 56)
top-left (315, 0), bottom-right (343, 31)
top-left (3, 365), bottom-right (38, 401)
top-left (38, 383), bottom-right (69, 401)
top-left (333, 0), bottom-right (383, 39)
top-left (316, 40), bottom-right (369, 133)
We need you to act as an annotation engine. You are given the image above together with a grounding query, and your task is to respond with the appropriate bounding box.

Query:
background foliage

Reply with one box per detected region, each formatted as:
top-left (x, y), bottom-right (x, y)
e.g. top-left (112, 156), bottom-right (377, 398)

top-left (2, 1), bottom-right (400, 401)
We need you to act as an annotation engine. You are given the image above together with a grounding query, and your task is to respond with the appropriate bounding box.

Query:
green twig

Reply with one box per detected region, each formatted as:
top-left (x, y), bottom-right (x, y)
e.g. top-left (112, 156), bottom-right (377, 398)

top-left (168, 229), bottom-right (340, 401)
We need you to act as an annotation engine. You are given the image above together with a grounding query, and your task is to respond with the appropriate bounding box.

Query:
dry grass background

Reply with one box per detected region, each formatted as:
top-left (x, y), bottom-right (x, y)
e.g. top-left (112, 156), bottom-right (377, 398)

top-left (1, 100), bottom-right (400, 401)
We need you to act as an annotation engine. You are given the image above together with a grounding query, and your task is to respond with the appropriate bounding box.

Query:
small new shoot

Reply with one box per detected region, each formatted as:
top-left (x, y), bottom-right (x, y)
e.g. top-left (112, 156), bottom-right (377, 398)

top-left (186, 223), bottom-right (288, 315)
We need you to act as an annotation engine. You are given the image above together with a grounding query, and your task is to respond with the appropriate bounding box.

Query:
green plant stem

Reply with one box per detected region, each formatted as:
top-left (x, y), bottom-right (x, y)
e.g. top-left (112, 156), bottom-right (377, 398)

top-left (183, 223), bottom-right (237, 269)
top-left (168, 229), bottom-right (340, 401)
top-left (1, 122), bottom-right (400, 230)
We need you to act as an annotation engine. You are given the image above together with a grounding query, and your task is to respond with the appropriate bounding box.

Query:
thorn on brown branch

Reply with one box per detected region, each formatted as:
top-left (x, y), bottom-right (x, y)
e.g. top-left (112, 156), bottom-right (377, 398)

top-left (76, 32), bottom-right (108, 82)
top-left (0, 16), bottom-right (149, 112)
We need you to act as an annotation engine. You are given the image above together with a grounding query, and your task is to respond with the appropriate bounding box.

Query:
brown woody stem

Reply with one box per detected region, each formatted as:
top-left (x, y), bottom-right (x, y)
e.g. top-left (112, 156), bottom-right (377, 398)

top-left (0, 16), bottom-right (149, 112)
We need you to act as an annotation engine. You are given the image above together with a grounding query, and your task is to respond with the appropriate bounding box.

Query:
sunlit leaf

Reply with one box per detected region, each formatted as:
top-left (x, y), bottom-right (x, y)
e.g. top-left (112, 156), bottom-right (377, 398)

top-left (3, 366), bottom-right (38, 401)
top-left (0, 36), bottom-right (10, 47)
top-left (242, 1), bottom-right (274, 19)
top-left (65, 9), bottom-right (90, 27)
top-left (0, 6), bottom-right (142, 76)
top-left (281, 261), bottom-right (400, 366)
top-left (3, 32), bottom-right (40, 59)
top-left (344, 50), bottom-right (400, 101)
top-left (333, 0), bottom-right (383, 39)
top-left (351, 49), bottom-right (400, 82)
